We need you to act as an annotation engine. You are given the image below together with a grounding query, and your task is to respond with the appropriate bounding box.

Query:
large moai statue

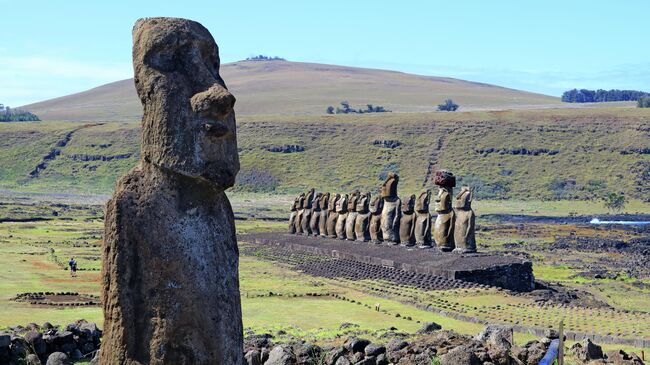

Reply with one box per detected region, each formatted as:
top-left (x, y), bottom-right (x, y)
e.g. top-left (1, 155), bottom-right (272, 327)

top-left (345, 191), bottom-right (360, 241)
top-left (326, 194), bottom-right (340, 238)
top-left (354, 192), bottom-right (371, 242)
top-left (289, 196), bottom-right (300, 234)
top-left (399, 194), bottom-right (416, 246)
top-left (368, 195), bottom-right (384, 243)
top-left (380, 173), bottom-right (401, 244)
top-left (433, 170), bottom-right (456, 251)
top-left (300, 188), bottom-right (316, 235)
top-left (101, 17), bottom-right (243, 364)
top-left (453, 186), bottom-right (477, 253)
top-left (414, 190), bottom-right (433, 248)
top-left (294, 193), bottom-right (306, 234)
top-left (309, 192), bottom-right (323, 236)
top-left (318, 192), bottom-right (330, 237)
top-left (335, 194), bottom-right (349, 240)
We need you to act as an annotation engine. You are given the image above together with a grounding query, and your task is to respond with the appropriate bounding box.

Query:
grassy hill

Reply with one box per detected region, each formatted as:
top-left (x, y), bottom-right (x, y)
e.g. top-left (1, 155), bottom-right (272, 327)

top-left (1, 107), bottom-right (649, 201)
top-left (22, 60), bottom-right (564, 122)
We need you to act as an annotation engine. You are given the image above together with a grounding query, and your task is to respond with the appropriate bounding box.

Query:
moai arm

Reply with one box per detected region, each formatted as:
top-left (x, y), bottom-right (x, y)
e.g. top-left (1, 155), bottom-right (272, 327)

top-left (392, 199), bottom-right (401, 230)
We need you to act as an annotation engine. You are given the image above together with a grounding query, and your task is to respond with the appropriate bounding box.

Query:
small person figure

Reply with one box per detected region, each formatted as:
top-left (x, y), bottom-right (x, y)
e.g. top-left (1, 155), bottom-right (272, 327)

top-left (69, 257), bottom-right (77, 277)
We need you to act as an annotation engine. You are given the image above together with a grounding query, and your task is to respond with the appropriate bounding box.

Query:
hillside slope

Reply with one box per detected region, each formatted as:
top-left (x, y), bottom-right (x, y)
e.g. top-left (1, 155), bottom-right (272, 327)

top-left (22, 61), bottom-right (562, 121)
top-left (1, 108), bottom-right (649, 201)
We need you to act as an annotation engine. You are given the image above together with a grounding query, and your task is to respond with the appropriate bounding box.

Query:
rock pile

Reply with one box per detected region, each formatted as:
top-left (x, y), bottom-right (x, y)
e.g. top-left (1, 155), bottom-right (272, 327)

top-left (0, 320), bottom-right (101, 365)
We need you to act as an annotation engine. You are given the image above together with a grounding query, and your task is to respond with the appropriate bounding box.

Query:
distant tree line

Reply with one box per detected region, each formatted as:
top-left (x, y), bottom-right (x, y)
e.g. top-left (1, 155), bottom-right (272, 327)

top-left (561, 89), bottom-right (649, 103)
top-left (245, 55), bottom-right (286, 61)
top-left (638, 97), bottom-right (650, 108)
top-left (0, 104), bottom-right (40, 122)
top-left (326, 101), bottom-right (391, 114)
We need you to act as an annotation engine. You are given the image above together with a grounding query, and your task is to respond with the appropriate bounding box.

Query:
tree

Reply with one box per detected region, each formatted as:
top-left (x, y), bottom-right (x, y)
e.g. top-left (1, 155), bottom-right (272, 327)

top-left (437, 99), bottom-right (459, 112)
top-left (638, 97), bottom-right (650, 108)
top-left (326, 106), bottom-right (335, 114)
top-left (602, 192), bottom-right (627, 213)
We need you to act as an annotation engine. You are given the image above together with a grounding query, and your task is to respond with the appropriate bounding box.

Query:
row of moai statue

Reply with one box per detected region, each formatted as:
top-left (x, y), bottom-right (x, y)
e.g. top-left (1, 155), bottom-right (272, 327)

top-left (288, 171), bottom-right (476, 253)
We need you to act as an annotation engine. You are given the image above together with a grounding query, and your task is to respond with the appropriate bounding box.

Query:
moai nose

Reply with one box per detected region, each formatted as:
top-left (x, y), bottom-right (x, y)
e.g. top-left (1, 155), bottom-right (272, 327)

top-left (190, 83), bottom-right (236, 120)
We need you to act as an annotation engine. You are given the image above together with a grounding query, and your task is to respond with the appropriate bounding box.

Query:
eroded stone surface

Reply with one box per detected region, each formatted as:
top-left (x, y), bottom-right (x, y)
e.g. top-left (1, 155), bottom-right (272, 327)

top-left (453, 186), bottom-right (476, 253)
top-left (101, 17), bottom-right (243, 364)
top-left (380, 173), bottom-right (401, 244)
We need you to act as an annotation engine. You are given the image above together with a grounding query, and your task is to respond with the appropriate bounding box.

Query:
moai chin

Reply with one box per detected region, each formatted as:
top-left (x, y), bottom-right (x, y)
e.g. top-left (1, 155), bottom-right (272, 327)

top-left (318, 193), bottom-right (330, 237)
top-left (309, 192), bottom-right (323, 236)
top-left (300, 188), bottom-right (315, 235)
top-left (399, 194), bottom-right (417, 246)
top-left (354, 192), bottom-right (372, 242)
top-left (433, 170), bottom-right (456, 252)
top-left (326, 193), bottom-right (340, 238)
top-left (345, 191), bottom-right (360, 241)
top-left (101, 17), bottom-right (243, 364)
top-left (289, 196), bottom-right (300, 234)
top-left (380, 172), bottom-right (401, 244)
top-left (335, 194), bottom-right (349, 240)
top-left (368, 195), bottom-right (384, 243)
top-left (414, 190), bottom-right (433, 248)
top-left (453, 186), bottom-right (477, 253)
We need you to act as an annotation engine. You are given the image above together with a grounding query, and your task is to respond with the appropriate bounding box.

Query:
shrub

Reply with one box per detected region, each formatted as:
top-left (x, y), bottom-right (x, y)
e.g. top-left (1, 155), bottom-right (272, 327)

top-left (602, 192), bottom-right (627, 213)
top-left (638, 97), bottom-right (650, 108)
top-left (437, 99), bottom-right (459, 112)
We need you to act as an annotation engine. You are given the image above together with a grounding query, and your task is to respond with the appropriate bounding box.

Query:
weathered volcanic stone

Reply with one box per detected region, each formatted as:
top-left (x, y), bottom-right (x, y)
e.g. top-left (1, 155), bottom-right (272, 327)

top-left (335, 194), bottom-right (349, 240)
top-left (414, 190), bottom-right (433, 248)
top-left (326, 194), bottom-right (340, 238)
top-left (288, 196), bottom-right (299, 234)
top-left (453, 186), bottom-right (476, 253)
top-left (434, 186), bottom-right (455, 251)
top-left (309, 192), bottom-right (323, 236)
top-left (355, 192), bottom-right (371, 242)
top-left (345, 191), bottom-right (360, 240)
top-left (368, 195), bottom-right (383, 243)
top-left (380, 173), bottom-right (401, 244)
top-left (318, 193), bottom-right (330, 237)
top-left (399, 194), bottom-right (416, 246)
top-left (294, 193), bottom-right (305, 234)
top-left (301, 188), bottom-right (315, 235)
top-left (100, 17), bottom-right (243, 364)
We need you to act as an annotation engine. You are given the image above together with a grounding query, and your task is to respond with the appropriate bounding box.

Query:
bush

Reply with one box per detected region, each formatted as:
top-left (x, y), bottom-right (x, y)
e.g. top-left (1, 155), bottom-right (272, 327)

top-left (437, 99), bottom-right (459, 112)
top-left (638, 97), bottom-right (650, 108)
top-left (0, 105), bottom-right (40, 122)
top-left (327, 101), bottom-right (391, 114)
top-left (602, 192), bottom-right (627, 213)
top-left (562, 89), bottom-right (649, 103)
top-left (245, 55), bottom-right (285, 61)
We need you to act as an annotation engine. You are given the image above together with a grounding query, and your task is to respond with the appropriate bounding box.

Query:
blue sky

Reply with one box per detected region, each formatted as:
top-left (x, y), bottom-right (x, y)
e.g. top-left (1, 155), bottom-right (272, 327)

top-left (1, 0), bottom-right (648, 106)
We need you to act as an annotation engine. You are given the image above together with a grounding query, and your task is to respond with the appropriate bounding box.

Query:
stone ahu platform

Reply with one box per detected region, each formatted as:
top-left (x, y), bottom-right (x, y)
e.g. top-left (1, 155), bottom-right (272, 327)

top-left (243, 232), bottom-right (535, 292)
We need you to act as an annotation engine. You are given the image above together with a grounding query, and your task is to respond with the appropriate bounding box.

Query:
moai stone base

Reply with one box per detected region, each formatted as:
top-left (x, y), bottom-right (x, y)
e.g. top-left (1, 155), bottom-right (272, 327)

top-left (101, 17), bottom-right (243, 365)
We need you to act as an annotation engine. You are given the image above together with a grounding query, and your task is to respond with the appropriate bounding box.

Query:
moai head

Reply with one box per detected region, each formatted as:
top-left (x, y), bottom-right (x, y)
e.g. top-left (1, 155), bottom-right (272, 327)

top-left (415, 190), bottom-right (431, 213)
top-left (290, 196), bottom-right (300, 212)
top-left (369, 195), bottom-right (384, 214)
top-left (356, 192), bottom-right (371, 214)
top-left (336, 194), bottom-right (348, 213)
top-left (319, 193), bottom-right (330, 210)
top-left (434, 188), bottom-right (452, 212)
top-left (347, 191), bottom-right (360, 212)
top-left (380, 172), bottom-right (399, 198)
top-left (296, 193), bottom-right (306, 210)
top-left (328, 194), bottom-right (340, 212)
top-left (133, 18), bottom-right (239, 190)
top-left (303, 188), bottom-right (315, 209)
top-left (454, 186), bottom-right (472, 210)
top-left (401, 194), bottom-right (416, 214)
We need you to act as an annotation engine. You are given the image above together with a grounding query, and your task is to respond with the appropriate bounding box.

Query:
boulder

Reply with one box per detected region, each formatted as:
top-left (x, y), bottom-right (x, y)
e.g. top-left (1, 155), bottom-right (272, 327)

top-left (326, 346), bottom-right (347, 365)
top-left (386, 339), bottom-right (408, 352)
top-left (46, 352), bottom-right (71, 365)
top-left (572, 339), bottom-right (604, 361)
top-left (475, 325), bottom-right (513, 365)
top-left (440, 346), bottom-right (481, 365)
top-left (375, 353), bottom-right (388, 365)
top-left (0, 334), bottom-right (10, 348)
top-left (245, 349), bottom-right (262, 365)
top-left (265, 345), bottom-right (296, 365)
top-left (418, 322), bottom-right (442, 334)
top-left (344, 337), bottom-right (370, 353)
top-left (25, 330), bottom-right (47, 355)
top-left (26, 353), bottom-right (42, 365)
top-left (364, 344), bottom-right (386, 357)
top-left (334, 356), bottom-right (351, 365)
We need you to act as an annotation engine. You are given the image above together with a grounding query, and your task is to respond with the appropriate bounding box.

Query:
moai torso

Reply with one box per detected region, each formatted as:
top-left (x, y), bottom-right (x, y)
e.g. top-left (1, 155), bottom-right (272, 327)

top-left (309, 192), bottom-right (322, 236)
top-left (326, 194), bottom-right (340, 238)
top-left (434, 187), bottom-right (455, 251)
top-left (345, 192), bottom-right (360, 240)
top-left (380, 173), bottom-right (401, 244)
top-left (101, 18), bottom-right (243, 365)
top-left (354, 192), bottom-right (371, 242)
top-left (295, 194), bottom-right (306, 234)
top-left (369, 196), bottom-right (384, 243)
top-left (399, 194), bottom-right (416, 246)
top-left (335, 194), bottom-right (349, 240)
top-left (318, 193), bottom-right (330, 237)
top-left (414, 190), bottom-right (433, 248)
top-left (453, 186), bottom-right (476, 253)
top-left (289, 196), bottom-right (300, 234)
top-left (300, 188), bottom-right (315, 235)
top-left (433, 170), bottom-right (456, 252)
